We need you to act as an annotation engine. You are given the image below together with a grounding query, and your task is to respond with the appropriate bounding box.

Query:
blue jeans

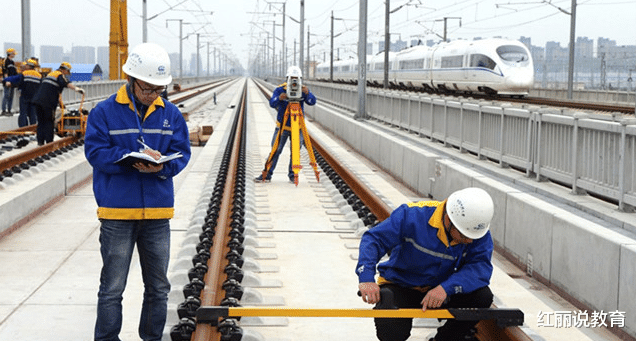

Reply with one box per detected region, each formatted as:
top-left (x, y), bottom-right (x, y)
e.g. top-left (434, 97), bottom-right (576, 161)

top-left (264, 127), bottom-right (295, 180)
top-left (2, 85), bottom-right (14, 112)
top-left (95, 219), bottom-right (171, 341)
top-left (18, 96), bottom-right (37, 127)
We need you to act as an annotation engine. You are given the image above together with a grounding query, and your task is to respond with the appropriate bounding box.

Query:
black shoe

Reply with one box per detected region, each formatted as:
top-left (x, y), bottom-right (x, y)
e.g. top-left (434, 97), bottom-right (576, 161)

top-left (254, 175), bottom-right (271, 183)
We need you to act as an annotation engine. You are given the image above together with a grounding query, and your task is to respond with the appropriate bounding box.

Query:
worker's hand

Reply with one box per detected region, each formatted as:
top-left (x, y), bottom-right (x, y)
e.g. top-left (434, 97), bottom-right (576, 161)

top-left (420, 285), bottom-right (447, 311)
top-left (75, 87), bottom-right (85, 95)
top-left (358, 282), bottom-right (381, 305)
top-left (133, 162), bottom-right (163, 173)
top-left (279, 92), bottom-right (288, 101)
top-left (4, 82), bottom-right (11, 87)
top-left (302, 85), bottom-right (309, 94)
top-left (142, 148), bottom-right (162, 160)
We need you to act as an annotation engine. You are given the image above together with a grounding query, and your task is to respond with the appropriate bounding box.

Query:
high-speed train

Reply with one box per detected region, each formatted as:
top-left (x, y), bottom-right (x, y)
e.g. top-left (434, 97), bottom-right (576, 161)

top-left (315, 38), bottom-right (534, 97)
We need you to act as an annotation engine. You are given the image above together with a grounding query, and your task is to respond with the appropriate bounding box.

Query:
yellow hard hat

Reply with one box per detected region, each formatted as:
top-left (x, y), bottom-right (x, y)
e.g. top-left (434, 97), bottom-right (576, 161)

top-left (60, 62), bottom-right (72, 70)
top-left (6, 48), bottom-right (16, 55)
top-left (26, 59), bottom-right (38, 67)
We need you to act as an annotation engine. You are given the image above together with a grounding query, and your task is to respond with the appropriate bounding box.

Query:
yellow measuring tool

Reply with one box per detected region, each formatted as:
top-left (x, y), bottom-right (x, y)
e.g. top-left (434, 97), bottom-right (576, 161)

top-left (195, 306), bottom-right (524, 327)
top-left (261, 101), bottom-right (320, 186)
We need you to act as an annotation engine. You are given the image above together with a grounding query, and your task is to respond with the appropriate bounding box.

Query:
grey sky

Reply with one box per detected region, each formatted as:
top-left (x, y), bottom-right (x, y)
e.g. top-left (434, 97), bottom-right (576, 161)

top-left (1, 0), bottom-right (634, 69)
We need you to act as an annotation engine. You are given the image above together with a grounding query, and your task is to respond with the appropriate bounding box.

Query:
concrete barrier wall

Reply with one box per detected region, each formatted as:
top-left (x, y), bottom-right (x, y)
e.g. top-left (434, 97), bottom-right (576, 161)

top-left (307, 101), bottom-right (636, 338)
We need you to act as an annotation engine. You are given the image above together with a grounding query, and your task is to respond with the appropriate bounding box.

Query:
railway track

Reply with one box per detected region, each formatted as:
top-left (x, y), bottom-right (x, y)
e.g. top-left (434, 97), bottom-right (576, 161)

top-left (168, 79), bottom-right (533, 341)
top-left (0, 79), bottom-right (230, 180)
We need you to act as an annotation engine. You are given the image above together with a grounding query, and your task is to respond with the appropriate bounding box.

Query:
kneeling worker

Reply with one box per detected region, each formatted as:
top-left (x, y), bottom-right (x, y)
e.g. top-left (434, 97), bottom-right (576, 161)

top-left (356, 187), bottom-right (495, 341)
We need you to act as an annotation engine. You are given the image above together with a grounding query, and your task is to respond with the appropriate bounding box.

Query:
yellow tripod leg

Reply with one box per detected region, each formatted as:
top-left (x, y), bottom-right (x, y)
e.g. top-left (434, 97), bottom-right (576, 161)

top-left (262, 106), bottom-right (290, 180)
top-left (299, 112), bottom-right (320, 182)
top-left (289, 102), bottom-right (302, 186)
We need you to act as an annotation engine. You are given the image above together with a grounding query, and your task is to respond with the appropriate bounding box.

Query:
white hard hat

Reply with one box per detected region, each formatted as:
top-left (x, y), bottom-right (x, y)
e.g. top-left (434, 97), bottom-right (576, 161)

top-left (446, 187), bottom-right (494, 240)
top-left (286, 65), bottom-right (302, 78)
top-left (123, 43), bottom-right (172, 86)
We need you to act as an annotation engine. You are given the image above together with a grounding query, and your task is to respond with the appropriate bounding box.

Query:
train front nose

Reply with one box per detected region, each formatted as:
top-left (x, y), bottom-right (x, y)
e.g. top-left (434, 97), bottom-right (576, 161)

top-left (504, 67), bottom-right (534, 94)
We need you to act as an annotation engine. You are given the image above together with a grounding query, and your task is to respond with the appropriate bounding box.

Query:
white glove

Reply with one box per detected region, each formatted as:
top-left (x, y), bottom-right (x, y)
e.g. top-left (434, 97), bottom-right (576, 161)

top-left (75, 87), bottom-right (85, 94)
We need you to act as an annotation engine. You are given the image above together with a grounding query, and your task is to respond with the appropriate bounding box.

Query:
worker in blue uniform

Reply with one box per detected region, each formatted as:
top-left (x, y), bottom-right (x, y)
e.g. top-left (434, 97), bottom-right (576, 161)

top-left (84, 42), bottom-right (191, 341)
top-left (255, 66), bottom-right (316, 182)
top-left (2, 48), bottom-right (18, 115)
top-left (3, 58), bottom-right (41, 126)
top-left (30, 62), bottom-right (84, 145)
top-left (356, 187), bottom-right (495, 341)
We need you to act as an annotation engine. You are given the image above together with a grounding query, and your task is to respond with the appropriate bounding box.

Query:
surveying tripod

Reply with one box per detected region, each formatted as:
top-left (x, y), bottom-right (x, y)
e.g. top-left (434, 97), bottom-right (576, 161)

top-left (261, 100), bottom-right (320, 186)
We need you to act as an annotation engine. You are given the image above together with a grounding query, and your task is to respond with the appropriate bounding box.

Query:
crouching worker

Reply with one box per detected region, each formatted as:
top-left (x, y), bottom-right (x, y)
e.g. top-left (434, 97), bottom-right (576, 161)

top-left (356, 187), bottom-right (495, 341)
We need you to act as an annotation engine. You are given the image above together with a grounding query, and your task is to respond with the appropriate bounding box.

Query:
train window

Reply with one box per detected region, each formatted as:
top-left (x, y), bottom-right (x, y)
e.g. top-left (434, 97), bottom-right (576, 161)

top-left (470, 54), bottom-right (496, 70)
top-left (441, 55), bottom-right (463, 68)
top-left (399, 58), bottom-right (425, 70)
top-left (496, 45), bottom-right (529, 64)
top-left (342, 65), bottom-right (350, 72)
top-left (375, 62), bottom-right (384, 70)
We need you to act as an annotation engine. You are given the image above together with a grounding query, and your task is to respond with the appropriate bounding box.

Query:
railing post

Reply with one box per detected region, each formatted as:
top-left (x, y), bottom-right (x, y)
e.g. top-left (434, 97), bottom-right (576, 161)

top-left (535, 111), bottom-right (544, 181)
top-left (477, 103), bottom-right (483, 160)
top-left (619, 118), bottom-right (636, 212)
top-left (443, 99), bottom-right (448, 146)
top-left (459, 102), bottom-right (464, 153)
top-left (429, 100), bottom-right (434, 142)
top-left (499, 108), bottom-right (505, 167)
top-left (525, 111), bottom-right (534, 177)
top-left (571, 113), bottom-right (589, 195)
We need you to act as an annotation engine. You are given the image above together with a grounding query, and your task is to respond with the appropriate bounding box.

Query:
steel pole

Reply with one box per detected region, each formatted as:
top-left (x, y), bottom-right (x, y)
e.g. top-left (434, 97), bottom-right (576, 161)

top-left (142, 0), bottom-right (148, 42)
top-left (21, 0), bottom-right (31, 60)
top-left (356, 0), bottom-right (368, 120)
top-left (300, 0), bottom-right (305, 73)
top-left (383, 0), bottom-right (390, 88)
top-left (567, 0), bottom-right (577, 99)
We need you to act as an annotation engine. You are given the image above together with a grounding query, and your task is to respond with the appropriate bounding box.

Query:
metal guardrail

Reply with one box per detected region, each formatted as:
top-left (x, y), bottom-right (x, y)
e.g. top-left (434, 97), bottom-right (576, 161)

top-left (0, 76), bottom-right (221, 112)
top-left (307, 81), bottom-right (636, 212)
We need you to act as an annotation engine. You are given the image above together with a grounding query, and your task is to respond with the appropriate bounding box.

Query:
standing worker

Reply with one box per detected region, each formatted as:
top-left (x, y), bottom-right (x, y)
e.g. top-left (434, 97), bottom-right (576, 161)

top-left (84, 42), bottom-right (191, 341)
top-left (3, 59), bottom-right (41, 126)
top-left (30, 62), bottom-right (84, 145)
top-left (255, 66), bottom-right (316, 183)
top-left (2, 48), bottom-right (18, 115)
top-left (356, 187), bottom-right (495, 341)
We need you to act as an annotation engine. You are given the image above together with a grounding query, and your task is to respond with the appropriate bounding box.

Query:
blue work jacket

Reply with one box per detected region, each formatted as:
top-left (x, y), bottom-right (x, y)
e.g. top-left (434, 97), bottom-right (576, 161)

top-left (356, 200), bottom-right (494, 295)
top-left (84, 85), bottom-right (191, 220)
top-left (4, 70), bottom-right (42, 99)
top-left (30, 70), bottom-right (69, 109)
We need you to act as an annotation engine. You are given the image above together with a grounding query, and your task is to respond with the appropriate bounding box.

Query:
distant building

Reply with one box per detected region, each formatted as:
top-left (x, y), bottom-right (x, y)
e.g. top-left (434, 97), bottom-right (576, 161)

top-left (97, 46), bottom-right (109, 79)
top-left (40, 45), bottom-right (64, 64)
top-left (168, 53), bottom-right (180, 77)
top-left (72, 46), bottom-right (95, 64)
top-left (378, 39), bottom-right (408, 53)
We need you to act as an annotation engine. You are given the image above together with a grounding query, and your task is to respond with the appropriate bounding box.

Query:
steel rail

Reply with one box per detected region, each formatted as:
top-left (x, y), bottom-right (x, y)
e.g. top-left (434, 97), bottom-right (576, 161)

top-left (0, 124), bottom-right (36, 139)
top-left (191, 83), bottom-right (248, 341)
top-left (0, 136), bottom-right (78, 174)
